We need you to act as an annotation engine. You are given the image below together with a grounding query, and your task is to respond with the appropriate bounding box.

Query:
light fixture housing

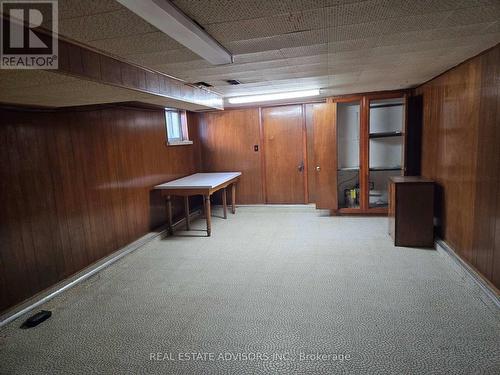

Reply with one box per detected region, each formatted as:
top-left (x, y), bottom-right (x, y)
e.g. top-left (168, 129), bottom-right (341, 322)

top-left (227, 89), bottom-right (320, 104)
top-left (116, 0), bottom-right (232, 65)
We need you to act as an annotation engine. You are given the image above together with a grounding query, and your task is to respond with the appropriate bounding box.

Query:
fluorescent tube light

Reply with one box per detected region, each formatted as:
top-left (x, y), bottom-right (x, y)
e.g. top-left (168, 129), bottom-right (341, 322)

top-left (228, 89), bottom-right (320, 104)
top-left (116, 0), bottom-right (232, 65)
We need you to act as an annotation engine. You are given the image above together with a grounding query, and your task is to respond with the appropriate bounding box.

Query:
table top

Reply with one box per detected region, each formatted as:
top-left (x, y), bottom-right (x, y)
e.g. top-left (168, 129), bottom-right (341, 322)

top-left (154, 172), bottom-right (241, 190)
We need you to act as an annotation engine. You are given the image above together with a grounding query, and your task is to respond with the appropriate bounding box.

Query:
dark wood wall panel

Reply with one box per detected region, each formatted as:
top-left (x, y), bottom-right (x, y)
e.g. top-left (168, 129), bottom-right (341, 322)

top-left (473, 46), bottom-right (500, 284)
top-left (415, 44), bottom-right (500, 289)
top-left (57, 39), bottom-right (223, 110)
top-left (197, 109), bottom-right (264, 204)
top-left (0, 106), bottom-right (198, 312)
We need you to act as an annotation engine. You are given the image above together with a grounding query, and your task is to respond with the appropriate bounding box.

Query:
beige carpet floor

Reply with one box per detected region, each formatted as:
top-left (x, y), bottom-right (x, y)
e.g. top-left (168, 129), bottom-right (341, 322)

top-left (1, 206), bottom-right (499, 374)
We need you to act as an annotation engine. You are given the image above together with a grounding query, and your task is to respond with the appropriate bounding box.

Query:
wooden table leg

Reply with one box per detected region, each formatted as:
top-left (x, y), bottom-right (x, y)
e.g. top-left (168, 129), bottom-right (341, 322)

top-left (166, 195), bottom-right (173, 234)
top-left (222, 188), bottom-right (227, 219)
top-left (231, 183), bottom-right (236, 214)
top-left (184, 196), bottom-right (190, 230)
top-left (204, 195), bottom-right (211, 236)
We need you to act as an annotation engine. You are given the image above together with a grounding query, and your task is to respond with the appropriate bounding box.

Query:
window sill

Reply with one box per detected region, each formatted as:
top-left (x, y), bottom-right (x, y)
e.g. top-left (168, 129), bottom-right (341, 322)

top-left (167, 140), bottom-right (193, 146)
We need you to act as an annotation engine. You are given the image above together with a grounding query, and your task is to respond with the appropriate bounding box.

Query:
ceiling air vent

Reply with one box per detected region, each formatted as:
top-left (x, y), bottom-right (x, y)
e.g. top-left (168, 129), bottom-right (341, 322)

top-left (226, 79), bottom-right (241, 85)
top-left (193, 81), bottom-right (212, 88)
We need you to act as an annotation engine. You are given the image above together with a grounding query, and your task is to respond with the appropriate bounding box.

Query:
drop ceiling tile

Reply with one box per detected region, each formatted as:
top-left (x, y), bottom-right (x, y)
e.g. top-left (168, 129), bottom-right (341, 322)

top-left (383, 0), bottom-right (470, 15)
top-left (368, 33), bottom-right (499, 58)
top-left (379, 12), bottom-right (452, 35)
top-left (57, 9), bottom-right (156, 42)
top-left (327, 65), bottom-right (365, 75)
top-left (205, 8), bottom-right (327, 42)
top-left (227, 29), bottom-right (329, 54)
top-left (326, 1), bottom-right (399, 27)
top-left (280, 44), bottom-right (328, 58)
top-left (128, 49), bottom-right (202, 67)
top-left (328, 22), bottom-right (387, 42)
top-left (325, 0), bottom-right (488, 30)
top-left (327, 49), bottom-right (374, 61)
top-left (141, 49), bottom-right (201, 68)
top-left (170, 63), bottom-right (290, 84)
top-left (233, 50), bottom-right (286, 64)
top-left (57, 0), bottom-right (123, 19)
top-left (443, 5), bottom-right (500, 27)
top-left (262, 70), bottom-right (328, 82)
top-left (425, 22), bottom-right (495, 41)
top-left (173, 0), bottom-right (328, 25)
top-left (181, 70), bottom-right (268, 83)
top-left (89, 32), bottom-right (182, 56)
top-left (155, 60), bottom-right (213, 75)
top-left (376, 30), bottom-right (434, 46)
top-left (483, 21), bottom-right (500, 33)
top-left (329, 54), bottom-right (402, 68)
top-left (328, 37), bottom-right (379, 53)
top-left (203, 58), bottom-right (302, 76)
top-left (323, 0), bottom-right (377, 7)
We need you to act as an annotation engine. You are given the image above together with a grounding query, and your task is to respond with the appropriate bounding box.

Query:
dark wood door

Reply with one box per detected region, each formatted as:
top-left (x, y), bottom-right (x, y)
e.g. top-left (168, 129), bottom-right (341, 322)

top-left (262, 105), bottom-right (306, 203)
top-left (312, 103), bottom-right (338, 209)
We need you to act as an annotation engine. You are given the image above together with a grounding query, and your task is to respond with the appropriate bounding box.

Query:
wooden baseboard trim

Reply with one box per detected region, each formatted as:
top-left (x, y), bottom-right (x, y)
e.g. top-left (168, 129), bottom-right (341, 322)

top-left (436, 239), bottom-right (500, 309)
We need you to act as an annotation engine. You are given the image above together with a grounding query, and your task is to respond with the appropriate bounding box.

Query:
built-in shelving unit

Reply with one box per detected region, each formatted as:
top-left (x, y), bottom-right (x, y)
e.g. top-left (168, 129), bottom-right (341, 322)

top-left (368, 97), bottom-right (405, 209)
top-left (332, 92), bottom-right (406, 215)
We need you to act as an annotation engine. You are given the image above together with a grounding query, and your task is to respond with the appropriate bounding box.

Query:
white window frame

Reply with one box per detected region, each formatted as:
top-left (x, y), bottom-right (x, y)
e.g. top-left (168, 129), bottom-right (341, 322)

top-left (165, 109), bottom-right (192, 146)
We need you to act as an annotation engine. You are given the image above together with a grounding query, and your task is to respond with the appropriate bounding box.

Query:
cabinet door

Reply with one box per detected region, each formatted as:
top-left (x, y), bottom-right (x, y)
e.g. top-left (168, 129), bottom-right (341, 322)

top-left (313, 102), bottom-right (337, 209)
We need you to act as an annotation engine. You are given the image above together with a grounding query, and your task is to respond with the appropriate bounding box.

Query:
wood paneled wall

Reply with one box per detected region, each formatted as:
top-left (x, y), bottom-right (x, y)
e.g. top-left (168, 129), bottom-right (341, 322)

top-left (415, 44), bottom-right (500, 289)
top-left (195, 105), bottom-right (319, 205)
top-left (197, 108), bottom-right (264, 204)
top-left (0, 105), bottom-right (199, 312)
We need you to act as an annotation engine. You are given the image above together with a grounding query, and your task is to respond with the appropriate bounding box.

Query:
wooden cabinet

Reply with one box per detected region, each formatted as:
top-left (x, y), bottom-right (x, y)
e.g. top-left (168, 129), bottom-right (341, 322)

top-left (388, 176), bottom-right (434, 247)
top-left (332, 91), bottom-right (407, 215)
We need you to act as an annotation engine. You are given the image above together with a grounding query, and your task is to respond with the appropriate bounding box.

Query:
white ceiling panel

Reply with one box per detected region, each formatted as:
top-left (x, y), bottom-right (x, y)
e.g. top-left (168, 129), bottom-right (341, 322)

top-left (173, 0), bottom-right (332, 24)
top-left (443, 5), bottom-right (500, 27)
top-left (226, 28), bottom-right (329, 55)
top-left (205, 8), bottom-right (328, 42)
top-left (59, 0), bottom-right (121, 19)
top-left (58, 9), bottom-right (156, 42)
top-left (233, 50), bottom-right (287, 64)
top-left (89, 32), bottom-right (183, 56)
top-left (484, 21), bottom-right (499, 33)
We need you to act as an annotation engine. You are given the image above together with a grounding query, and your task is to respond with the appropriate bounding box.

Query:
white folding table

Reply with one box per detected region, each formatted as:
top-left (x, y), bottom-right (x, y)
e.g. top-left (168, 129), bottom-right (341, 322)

top-left (154, 172), bottom-right (241, 236)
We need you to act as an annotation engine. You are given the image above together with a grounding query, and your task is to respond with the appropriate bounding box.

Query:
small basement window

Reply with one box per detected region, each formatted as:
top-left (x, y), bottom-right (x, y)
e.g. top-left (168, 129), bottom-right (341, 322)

top-left (165, 109), bottom-right (192, 145)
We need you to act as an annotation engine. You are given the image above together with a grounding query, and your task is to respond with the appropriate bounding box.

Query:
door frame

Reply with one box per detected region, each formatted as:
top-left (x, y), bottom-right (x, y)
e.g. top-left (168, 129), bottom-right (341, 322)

top-left (301, 104), bottom-right (309, 203)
